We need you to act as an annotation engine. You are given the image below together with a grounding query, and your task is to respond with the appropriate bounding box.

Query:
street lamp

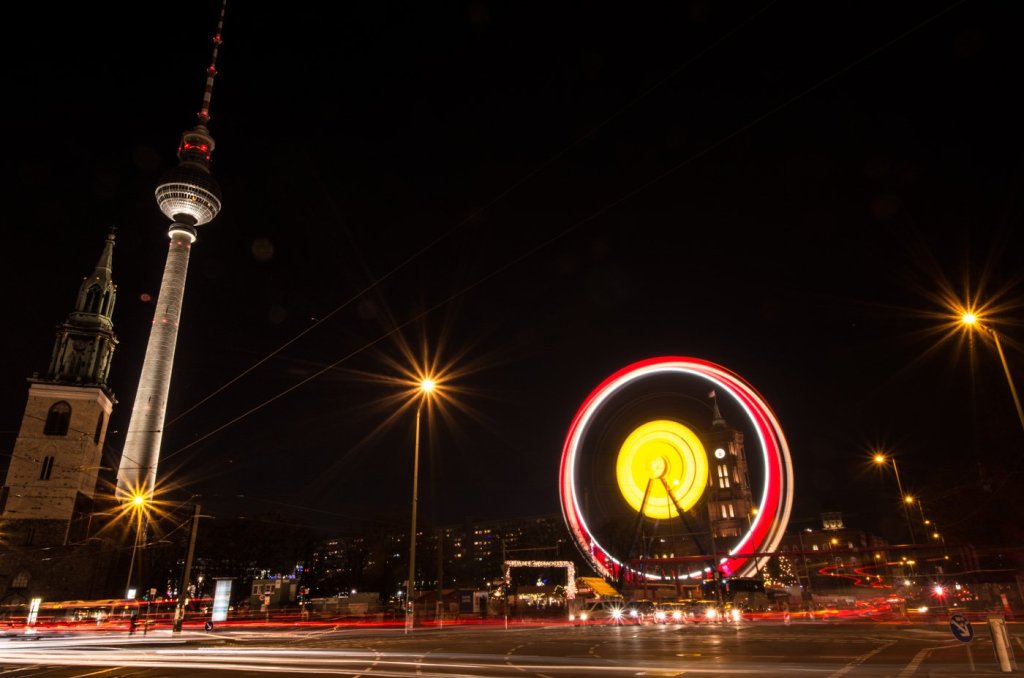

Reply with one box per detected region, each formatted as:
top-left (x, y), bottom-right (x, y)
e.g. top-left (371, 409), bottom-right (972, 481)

top-left (405, 377), bottom-right (435, 633)
top-left (124, 493), bottom-right (149, 597)
top-left (829, 537), bottom-right (842, 574)
top-left (959, 312), bottom-right (1024, 438)
top-left (907, 496), bottom-right (934, 538)
top-left (873, 453), bottom-right (917, 544)
top-left (795, 528), bottom-right (813, 599)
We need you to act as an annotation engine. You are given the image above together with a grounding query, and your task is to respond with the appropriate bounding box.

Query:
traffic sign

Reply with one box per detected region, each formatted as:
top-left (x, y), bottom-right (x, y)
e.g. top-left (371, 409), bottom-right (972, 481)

top-left (949, 613), bottom-right (974, 643)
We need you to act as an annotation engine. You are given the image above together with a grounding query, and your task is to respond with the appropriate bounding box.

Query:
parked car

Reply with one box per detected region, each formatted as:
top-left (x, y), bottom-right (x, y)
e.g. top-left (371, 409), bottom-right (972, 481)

top-left (654, 602), bottom-right (685, 623)
top-left (684, 600), bottom-right (723, 623)
top-left (572, 600), bottom-right (632, 624)
top-left (625, 600), bottom-right (656, 623)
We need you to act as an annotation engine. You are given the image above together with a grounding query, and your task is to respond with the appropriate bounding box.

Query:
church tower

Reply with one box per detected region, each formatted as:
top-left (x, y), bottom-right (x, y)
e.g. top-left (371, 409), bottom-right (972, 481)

top-left (0, 234), bottom-right (118, 546)
top-left (705, 391), bottom-right (755, 541)
top-left (115, 1), bottom-right (226, 503)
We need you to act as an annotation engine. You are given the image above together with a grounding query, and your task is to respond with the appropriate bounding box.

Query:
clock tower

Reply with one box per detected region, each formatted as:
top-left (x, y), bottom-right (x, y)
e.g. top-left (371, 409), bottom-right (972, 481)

top-left (705, 391), bottom-right (755, 541)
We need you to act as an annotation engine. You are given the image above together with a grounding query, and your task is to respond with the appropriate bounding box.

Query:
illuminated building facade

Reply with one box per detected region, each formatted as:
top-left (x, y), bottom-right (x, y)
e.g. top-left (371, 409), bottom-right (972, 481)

top-left (0, 234), bottom-right (118, 547)
top-left (115, 3), bottom-right (226, 501)
top-left (308, 515), bottom-right (576, 596)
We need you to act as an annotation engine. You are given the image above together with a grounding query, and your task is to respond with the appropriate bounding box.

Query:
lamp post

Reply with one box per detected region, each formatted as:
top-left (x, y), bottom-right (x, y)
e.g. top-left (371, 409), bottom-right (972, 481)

top-left (795, 527), bottom-right (813, 605)
top-left (125, 494), bottom-right (148, 597)
top-left (829, 537), bottom-right (842, 574)
top-left (907, 496), bottom-right (936, 540)
top-left (873, 454), bottom-right (917, 544)
top-left (405, 377), bottom-right (435, 633)
top-left (959, 313), bottom-right (1024, 438)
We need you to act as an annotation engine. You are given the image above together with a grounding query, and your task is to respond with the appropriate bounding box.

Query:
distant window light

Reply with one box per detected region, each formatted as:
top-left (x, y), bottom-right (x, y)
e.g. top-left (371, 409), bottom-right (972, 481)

top-left (44, 402), bottom-right (72, 436)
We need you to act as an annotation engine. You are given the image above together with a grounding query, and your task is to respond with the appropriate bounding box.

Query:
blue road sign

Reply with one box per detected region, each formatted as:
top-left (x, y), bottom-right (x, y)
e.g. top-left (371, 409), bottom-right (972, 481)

top-left (949, 613), bottom-right (974, 643)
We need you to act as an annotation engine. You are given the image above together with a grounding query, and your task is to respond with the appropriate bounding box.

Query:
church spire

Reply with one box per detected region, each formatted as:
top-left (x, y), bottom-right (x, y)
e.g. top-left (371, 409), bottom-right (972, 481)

top-left (73, 229), bottom-right (116, 316)
top-left (44, 231), bottom-right (119, 391)
top-left (709, 389), bottom-right (726, 429)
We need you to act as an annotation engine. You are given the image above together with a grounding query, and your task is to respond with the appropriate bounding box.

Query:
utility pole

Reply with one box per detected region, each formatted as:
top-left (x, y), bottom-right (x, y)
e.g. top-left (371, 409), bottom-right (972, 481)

top-left (436, 527), bottom-right (444, 624)
top-left (796, 529), bottom-right (813, 601)
top-left (173, 503), bottom-right (202, 633)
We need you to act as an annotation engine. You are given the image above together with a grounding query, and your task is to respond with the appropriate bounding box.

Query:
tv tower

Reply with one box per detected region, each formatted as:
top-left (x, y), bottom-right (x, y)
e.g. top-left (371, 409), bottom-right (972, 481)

top-left (116, 1), bottom-right (227, 502)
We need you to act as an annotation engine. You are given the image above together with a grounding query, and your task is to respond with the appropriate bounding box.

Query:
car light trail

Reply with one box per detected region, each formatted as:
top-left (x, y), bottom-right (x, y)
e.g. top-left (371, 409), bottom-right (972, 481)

top-left (0, 641), bottom-right (797, 676)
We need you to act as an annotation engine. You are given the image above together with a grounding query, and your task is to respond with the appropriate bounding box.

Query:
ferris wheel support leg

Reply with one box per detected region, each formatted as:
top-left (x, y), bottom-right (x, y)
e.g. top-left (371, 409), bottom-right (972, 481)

top-left (626, 479), bottom-right (654, 574)
top-left (663, 478), bottom-right (709, 557)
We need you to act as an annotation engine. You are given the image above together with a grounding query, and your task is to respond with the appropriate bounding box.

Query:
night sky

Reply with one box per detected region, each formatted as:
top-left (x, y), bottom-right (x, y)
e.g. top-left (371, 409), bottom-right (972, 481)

top-left (3, 1), bottom-right (1023, 546)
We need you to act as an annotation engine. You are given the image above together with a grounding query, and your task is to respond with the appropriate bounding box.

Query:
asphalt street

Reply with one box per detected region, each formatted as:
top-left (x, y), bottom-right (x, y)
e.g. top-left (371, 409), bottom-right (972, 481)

top-left (0, 621), bottom-right (1019, 676)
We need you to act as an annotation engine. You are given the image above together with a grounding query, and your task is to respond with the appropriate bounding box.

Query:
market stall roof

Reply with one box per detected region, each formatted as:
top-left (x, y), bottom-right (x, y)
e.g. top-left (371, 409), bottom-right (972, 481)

top-left (578, 577), bottom-right (620, 598)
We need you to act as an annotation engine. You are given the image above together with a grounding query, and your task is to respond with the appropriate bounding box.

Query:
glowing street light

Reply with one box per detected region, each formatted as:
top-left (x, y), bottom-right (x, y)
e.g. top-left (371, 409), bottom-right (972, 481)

top-left (873, 453), bottom-right (917, 544)
top-left (406, 376), bottom-right (436, 633)
top-left (959, 311), bottom-right (1024, 438)
top-left (905, 494), bottom-right (942, 542)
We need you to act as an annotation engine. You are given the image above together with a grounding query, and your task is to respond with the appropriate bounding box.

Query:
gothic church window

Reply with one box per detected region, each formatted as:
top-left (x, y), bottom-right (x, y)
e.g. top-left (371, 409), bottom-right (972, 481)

top-left (44, 402), bottom-right (71, 436)
top-left (94, 412), bottom-right (104, 444)
top-left (85, 285), bottom-right (102, 313)
top-left (39, 456), bottom-right (55, 481)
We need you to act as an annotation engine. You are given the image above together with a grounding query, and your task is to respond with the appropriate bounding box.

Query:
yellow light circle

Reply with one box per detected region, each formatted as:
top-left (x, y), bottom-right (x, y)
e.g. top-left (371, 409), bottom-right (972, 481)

top-left (616, 420), bottom-right (709, 519)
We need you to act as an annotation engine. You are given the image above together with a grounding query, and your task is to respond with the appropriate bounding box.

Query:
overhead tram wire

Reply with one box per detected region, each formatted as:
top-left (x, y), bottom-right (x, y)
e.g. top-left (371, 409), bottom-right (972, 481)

top-left (162, 1), bottom-right (779, 430)
top-left (159, 0), bottom-right (969, 466)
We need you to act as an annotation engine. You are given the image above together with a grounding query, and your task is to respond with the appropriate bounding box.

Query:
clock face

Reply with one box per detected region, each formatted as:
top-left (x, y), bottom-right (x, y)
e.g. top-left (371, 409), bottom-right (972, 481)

top-left (714, 448), bottom-right (726, 459)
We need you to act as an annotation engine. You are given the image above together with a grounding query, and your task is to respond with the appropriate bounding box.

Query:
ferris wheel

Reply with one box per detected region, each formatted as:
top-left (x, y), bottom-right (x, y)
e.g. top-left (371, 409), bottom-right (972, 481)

top-left (559, 357), bottom-right (794, 582)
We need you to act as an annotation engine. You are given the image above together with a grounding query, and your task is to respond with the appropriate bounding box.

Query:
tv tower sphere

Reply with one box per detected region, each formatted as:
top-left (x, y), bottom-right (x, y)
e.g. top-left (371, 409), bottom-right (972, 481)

top-left (154, 127), bottom-right (223, 226)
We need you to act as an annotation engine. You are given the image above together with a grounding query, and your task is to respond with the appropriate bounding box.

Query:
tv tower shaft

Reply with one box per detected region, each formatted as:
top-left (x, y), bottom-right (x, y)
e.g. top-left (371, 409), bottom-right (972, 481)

top-left (115, 0), bottom-right (227, 502)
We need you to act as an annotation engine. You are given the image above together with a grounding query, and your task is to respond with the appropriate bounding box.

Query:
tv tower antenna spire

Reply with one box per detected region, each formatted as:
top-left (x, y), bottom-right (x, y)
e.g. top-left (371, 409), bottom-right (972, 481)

top-left (198, 0), bottom-right (226, 128)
